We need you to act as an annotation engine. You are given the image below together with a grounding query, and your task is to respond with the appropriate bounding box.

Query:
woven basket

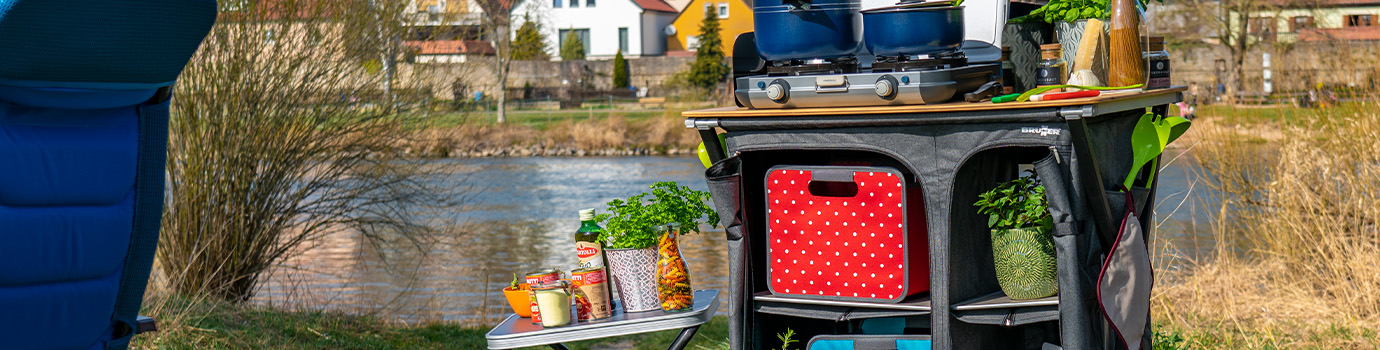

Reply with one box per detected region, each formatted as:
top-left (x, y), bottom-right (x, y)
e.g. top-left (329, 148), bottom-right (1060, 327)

top-left (991, 226), bottom-right (1059, 300)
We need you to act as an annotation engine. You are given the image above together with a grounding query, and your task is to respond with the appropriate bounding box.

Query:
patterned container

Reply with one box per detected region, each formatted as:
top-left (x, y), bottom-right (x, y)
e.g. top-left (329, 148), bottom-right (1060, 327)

top-left (764, 166), bottom-right (929, 303)
top-left (606, 247), bottom-right (661, 312)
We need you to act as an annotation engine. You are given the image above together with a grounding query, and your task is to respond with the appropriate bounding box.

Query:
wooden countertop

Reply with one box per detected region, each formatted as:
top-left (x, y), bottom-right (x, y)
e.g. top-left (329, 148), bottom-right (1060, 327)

top-left (682, 86), bottom-right (1186, 118)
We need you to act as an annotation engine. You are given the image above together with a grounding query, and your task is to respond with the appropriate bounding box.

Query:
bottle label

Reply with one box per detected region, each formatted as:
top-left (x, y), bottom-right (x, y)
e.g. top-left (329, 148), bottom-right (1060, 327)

top-left (1036, 66), bottom-right (1063, 87)
top-left (1147, 58), bottom-right (1171, 89)
top-left (576, 241), bottom-right (604, 267)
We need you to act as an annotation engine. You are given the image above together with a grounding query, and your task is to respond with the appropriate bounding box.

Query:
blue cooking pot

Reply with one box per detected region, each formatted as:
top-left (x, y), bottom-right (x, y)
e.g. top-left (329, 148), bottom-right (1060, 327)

top-left (861, 5), bottom-right (964, 57)
top-left (754, 0), bottom-right (862, 61)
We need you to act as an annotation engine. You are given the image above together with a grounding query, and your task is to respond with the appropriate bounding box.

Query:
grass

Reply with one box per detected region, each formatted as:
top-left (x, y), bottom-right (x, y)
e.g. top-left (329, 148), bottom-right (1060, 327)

top-left (133, 294), bottom-right (730, 350)
top-left (404, 110), bottom-right (704, 157)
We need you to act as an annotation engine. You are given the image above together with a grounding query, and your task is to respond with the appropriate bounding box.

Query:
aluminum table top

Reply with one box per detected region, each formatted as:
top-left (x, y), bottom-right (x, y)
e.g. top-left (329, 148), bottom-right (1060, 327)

top-left (486, 290), bottom-right (719, 349)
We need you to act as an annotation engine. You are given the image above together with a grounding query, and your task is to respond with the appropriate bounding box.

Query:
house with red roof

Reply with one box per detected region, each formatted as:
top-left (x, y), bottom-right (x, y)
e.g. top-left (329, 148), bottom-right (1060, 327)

top-left (1238, 0), bottom-right (1380, 42)
top-left (511, 0), bottom-right (679, 59)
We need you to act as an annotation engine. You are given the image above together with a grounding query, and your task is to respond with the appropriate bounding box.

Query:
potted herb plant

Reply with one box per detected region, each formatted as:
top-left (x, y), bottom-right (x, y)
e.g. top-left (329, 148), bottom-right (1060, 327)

top-left (597, 182), bottom-right (717, 312)
top-left (973, 171), bottom-right (1058, 300)
top-left (501, 273), bottom-right (532, 317)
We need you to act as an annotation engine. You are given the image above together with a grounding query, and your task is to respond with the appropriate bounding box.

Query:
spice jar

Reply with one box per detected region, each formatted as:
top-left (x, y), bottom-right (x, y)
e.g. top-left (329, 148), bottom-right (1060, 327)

top-left (1143, 36), bottom-right (1171, 90)
top-left (1001, 46), bottom-right (1016, 94)
top-left (1037, 44), bottom-right (1067, 91)
top-left (532, 282), bottom-right (572, 327)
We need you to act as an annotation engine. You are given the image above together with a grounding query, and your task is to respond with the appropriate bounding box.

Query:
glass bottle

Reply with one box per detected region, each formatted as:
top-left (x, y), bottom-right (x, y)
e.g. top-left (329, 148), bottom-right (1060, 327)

top-left (655, 223), bottom-right (693, 312)
top-left (532, 282), bottom-right (572, 327)
top-left (1142, 36), bottom-right (1171, 90)
top-left (1036, 44), bottom-right (1067, 92)
top-left (1001, 46), bottom-right (1016, 94)
top-left (1108, 0), bottom-right (1145, 86)
top-left (575, 208), bottom-right (606, 269)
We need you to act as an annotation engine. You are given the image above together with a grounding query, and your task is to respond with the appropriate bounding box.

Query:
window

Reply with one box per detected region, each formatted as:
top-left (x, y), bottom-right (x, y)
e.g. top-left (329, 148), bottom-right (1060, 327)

top-left (1290, 16), bottom-right (1314, 32)
top-left (1248, 17), bottom-right (1276, 41)
top-left (587, 0), bottom-right (596, 6)
top-left (559, 28), bottom-right (592, 56)
top-left (687, 35), bottom-right (700, 50)
top-left (553, 0), bottom-right (562, 8)
top-left (718, 3), bottom-right (729, 18)
top-left (704, 3), bottom-right (712, 16)
top-left (1347, 14), bottom-right (1375, 27)
top-left (264, 29), bottom-right (276, 44)
top-left (619, 27), bottom-right (629, 53)
top-left (570, 0), bottom-right (579, 7)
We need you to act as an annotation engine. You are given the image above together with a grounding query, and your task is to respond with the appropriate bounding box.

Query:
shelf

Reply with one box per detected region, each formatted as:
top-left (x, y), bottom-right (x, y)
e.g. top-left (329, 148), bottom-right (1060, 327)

top-left (755, 291), bottom-right (932, 312)
top-left (952, 292), bottom-right (1058, 311)
top-left (951, 292), bottom-right (1060, 327)
top-left (753, 292), bottom-right (932, 321)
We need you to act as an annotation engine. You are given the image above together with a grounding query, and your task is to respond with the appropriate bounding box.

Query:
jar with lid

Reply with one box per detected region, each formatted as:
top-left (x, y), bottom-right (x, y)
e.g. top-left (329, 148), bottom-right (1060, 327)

top-left (1001, 46), bottom-right (1016, 94)
top-left (1036, 44), bottom-right (1067, 91)
top-left (1143, 36), bottom-right (1171, 89)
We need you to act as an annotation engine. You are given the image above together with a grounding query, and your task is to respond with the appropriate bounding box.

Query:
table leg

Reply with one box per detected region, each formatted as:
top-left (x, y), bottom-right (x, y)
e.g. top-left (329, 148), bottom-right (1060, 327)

top-left (548, 344), bottom-right (571, 350)
top-left (665, 325), bottom-right (702, 350)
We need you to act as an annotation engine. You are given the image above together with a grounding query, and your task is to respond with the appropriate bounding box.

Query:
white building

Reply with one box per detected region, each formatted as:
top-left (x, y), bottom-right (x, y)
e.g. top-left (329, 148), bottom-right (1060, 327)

top-left (512, 0), bottom-right (679, 59)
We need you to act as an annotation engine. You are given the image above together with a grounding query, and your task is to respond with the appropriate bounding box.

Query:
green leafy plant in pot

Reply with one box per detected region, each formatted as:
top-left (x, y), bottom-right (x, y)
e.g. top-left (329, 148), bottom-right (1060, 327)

top-left (974, 171), bottom-right (1058, 300)
top-left (597, 182), bottom-right (718, 312)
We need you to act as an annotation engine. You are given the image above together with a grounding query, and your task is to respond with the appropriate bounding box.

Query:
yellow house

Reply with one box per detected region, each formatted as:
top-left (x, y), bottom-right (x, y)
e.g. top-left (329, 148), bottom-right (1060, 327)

top-left (666, 0), bottom-right (753, 55)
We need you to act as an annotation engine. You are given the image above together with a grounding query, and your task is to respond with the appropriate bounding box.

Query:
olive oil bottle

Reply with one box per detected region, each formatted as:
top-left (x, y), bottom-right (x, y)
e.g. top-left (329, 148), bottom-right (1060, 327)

top-left (575, 209), bottom-right (607, 268)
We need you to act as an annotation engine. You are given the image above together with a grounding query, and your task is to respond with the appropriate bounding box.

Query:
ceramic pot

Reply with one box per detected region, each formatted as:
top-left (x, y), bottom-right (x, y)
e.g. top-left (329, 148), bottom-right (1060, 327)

top-left (607, 246), bottom-right (661, 312)
top-left (992, 226), bottom-right (1058, 300)
top-left (1002, 22), bottom-right (1050, 92)
top-left (502, 283), bottom-right (532, 317)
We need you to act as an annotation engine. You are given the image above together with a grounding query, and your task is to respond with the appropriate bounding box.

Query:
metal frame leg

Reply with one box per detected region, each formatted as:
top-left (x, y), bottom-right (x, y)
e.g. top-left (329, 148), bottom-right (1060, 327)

top-left (548, 344), bottom-right (571, 350)
top-left (666, 325), bottom-right (702, 350)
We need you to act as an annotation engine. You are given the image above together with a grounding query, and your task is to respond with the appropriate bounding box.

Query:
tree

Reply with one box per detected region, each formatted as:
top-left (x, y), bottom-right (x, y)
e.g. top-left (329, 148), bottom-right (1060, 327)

top-left (511, 13), bottom-right (549, 60)
top-left (613, 50), bottom-right (630, 88)
top-left (686, 6), bottom-right (730, 91)
top-left (561, 30), bottom-right (586, 61)
top-left (476, 0), bottom-right (516, 123)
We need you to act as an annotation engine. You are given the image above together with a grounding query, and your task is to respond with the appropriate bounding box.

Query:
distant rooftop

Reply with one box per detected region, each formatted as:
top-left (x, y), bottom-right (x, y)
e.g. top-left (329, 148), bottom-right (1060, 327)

top-left (404, 40), bottom-right (496, 55)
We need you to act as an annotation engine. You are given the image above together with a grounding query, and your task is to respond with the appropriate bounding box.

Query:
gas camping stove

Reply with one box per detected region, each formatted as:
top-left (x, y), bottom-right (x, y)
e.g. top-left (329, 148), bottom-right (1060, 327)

top-left (734, 52), bottom-right (1001, 109)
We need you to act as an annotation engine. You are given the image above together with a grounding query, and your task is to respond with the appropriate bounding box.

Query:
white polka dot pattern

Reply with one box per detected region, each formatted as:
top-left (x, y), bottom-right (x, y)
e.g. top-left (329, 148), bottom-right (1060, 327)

top-left (765, 167), bottom-right (926, 302)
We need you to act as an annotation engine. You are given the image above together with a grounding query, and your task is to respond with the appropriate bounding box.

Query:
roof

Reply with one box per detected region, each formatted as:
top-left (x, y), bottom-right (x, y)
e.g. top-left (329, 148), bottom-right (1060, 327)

top-left (404, 40), bottom-right (497, 55)
top-left (1299, 27), bottom-right (1380, 41)
top-left (665, 50), bottom-right (696, 57)
top-left (632, 0), bottom-right (679, 12)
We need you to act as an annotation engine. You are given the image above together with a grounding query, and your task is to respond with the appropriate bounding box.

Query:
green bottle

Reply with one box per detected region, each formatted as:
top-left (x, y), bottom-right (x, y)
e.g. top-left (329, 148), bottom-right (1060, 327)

top-left (575, 209), bottom-right (606, 268)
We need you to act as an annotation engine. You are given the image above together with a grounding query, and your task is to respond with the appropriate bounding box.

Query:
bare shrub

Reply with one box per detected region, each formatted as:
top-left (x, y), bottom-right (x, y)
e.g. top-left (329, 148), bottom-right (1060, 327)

top-left (159, 0), bottom-right (457, 302)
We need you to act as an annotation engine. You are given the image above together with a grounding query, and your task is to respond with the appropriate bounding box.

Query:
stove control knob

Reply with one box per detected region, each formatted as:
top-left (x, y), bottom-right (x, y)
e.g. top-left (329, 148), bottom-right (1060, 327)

top-left (765, 80), bottom-right (790, 103)
top-left (875, 75), bottom-right (899, 100)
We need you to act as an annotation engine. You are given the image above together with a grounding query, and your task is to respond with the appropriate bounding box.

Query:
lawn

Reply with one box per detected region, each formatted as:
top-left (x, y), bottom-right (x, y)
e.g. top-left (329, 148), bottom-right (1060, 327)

top-left (134, 296), bottom-right (729, 350)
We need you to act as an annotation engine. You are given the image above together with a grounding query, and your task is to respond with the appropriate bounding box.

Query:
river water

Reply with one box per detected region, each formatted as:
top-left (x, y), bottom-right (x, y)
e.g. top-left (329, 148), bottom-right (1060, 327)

top-left (253, 152), bottom-right (1215, 325)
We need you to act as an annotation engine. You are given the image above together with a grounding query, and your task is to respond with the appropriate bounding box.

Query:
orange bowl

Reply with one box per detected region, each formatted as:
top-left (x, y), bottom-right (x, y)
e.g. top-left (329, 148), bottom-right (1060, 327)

top-left (502, 284), bottom-right (532, 317)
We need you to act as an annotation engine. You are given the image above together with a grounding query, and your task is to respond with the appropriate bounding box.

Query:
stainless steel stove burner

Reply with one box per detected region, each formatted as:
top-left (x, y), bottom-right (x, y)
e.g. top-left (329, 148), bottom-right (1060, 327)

top-left (734, 60), bottom-right (1000, 109)
top-left (766, 58), bottom-right (860, 76)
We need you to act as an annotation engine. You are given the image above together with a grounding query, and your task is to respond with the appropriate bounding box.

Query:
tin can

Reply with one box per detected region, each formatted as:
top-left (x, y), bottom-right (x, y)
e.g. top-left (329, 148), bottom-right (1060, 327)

top-left (525, 268), bottom-right (562, 324)
top-left (570, 266), bottom-right (613, 321)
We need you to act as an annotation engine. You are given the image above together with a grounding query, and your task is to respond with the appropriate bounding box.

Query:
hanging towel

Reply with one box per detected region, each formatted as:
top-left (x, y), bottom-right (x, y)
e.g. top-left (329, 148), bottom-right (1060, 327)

top-left (1097, 188), bottom-right (1154, 350)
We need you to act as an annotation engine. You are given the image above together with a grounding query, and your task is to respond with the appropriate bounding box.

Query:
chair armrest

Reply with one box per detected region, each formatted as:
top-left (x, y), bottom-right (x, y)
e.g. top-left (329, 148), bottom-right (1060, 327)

top-left (136, 315), bottom-right (158, 334)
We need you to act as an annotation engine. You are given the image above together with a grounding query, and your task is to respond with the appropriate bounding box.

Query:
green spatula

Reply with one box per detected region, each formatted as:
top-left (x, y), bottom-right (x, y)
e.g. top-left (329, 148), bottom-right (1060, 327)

top-left (1124, 113), bottom-right (1165, 189)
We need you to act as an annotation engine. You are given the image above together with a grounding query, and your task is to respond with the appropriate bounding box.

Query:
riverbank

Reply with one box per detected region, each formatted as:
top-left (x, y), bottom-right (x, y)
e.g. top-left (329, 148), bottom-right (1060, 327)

top-left (404, 111), bottom-right (701, 158)
top-left (132, 295), bottom-right (730, 350)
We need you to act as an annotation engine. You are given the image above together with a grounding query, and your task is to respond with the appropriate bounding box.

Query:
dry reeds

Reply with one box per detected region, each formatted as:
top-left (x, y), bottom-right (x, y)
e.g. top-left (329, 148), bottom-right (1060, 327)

top-left (1156, 96), bottom-right (1380, 347)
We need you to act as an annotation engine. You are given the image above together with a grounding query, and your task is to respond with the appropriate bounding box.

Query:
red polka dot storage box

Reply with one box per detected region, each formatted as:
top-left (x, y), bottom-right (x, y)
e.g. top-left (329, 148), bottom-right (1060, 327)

top-left (765, 165), bottom-right (930, 303)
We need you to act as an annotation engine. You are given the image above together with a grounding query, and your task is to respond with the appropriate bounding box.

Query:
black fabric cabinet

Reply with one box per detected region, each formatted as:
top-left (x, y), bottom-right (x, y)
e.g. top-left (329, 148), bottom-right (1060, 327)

top-left (695, 90), bottom-right (1182, 350)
